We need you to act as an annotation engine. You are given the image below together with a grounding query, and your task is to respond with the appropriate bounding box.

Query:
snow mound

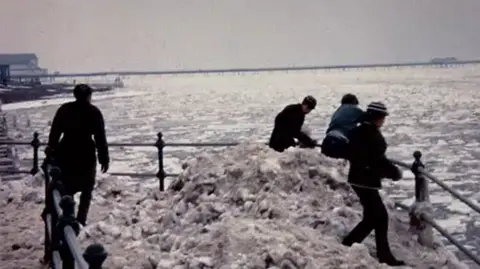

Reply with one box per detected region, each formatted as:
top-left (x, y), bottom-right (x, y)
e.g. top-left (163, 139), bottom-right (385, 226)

top-left (0, 174), bottom-right (46, 269)
top-left (78, 143), bottom-right (467, 269)
top-left (1, 173), bottom-right (45, 206)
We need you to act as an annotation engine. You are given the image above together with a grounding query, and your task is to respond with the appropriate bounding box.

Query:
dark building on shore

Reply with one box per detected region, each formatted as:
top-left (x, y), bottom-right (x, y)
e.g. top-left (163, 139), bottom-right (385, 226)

top-left (429, 57), bottom-right (458, 64)
top-left (0, 53), bottom-right (48, 85)
top-left (0, 65), bottom-right (9, 86)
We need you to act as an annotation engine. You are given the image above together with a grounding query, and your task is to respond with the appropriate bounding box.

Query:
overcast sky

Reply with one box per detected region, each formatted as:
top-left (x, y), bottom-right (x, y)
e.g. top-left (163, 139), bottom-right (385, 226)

top-left (1, 0), bottom-right (479, 72)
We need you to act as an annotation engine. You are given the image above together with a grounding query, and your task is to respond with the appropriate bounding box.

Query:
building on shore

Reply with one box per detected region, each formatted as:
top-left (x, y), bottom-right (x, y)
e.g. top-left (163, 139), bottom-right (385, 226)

top-left (0, 65), bottom-right (9, 86)
top-left (0, 53), bottom-right (49, 85)
top-left (429, 57), bottom-right (458, 64)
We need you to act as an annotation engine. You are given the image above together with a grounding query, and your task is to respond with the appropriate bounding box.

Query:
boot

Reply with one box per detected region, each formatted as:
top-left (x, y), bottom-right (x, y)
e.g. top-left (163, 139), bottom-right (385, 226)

top-left (379, 257), bottom-right (406, 266)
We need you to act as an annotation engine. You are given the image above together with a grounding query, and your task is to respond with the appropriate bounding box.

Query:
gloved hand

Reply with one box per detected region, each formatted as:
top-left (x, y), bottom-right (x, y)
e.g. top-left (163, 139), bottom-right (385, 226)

top-left (100, 162), bottom-right (109, 173)
top-left (98, 154), bottom-right (110, 173)
top-left (390, 165), bottom-right (403, 181)
top-left (44, 146), bottom-right (54, 157)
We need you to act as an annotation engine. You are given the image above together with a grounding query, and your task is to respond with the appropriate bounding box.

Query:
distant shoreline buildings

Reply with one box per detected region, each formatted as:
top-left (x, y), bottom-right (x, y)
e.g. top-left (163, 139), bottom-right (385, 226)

top-left (429, 57), bottom-right (458, 64)
top-left (0, 53), bottom-right (49, 85)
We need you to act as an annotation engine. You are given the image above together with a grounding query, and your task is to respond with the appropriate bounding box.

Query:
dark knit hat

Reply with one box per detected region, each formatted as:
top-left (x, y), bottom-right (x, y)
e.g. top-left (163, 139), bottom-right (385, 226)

top-left (366, 102), bottom-right (389, 116)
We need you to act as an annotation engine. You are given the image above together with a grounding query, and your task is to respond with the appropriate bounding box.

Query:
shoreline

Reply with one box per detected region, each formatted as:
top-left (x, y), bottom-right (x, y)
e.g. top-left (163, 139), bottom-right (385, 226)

top-left (0, 84), bottom-right (114, 105)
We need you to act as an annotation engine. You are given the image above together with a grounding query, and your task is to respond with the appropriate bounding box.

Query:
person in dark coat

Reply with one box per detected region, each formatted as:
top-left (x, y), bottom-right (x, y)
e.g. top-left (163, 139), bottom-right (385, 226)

top-left (321, 94), bottom-right (364, 159)
top-left (268, 96), bottom-right (318, 152)
top-left (46, 84), bottom-right (110, 226)
top-left (342, 101), bottom-right (405, 266)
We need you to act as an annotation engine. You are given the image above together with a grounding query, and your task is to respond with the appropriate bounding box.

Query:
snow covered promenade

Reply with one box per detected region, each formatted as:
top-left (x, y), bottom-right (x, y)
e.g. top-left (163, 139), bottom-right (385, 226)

top-left (0, 144), bottom-right (469, 269)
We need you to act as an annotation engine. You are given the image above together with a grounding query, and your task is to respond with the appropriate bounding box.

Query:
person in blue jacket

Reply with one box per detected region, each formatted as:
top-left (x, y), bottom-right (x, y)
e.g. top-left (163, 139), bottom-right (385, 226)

top-left (321, 94), bottom-right (364, 159)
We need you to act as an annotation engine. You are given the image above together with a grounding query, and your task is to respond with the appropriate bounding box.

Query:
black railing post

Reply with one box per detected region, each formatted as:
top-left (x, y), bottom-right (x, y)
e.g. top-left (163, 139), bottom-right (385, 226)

top-left (412, 151), bottom-right (428, 202)
top-left (30, 131), bottom-right (40, 175)
top-left (42, 181), bottom-right (52, 265)
top-left (155, 132), bottom-right (165, 191)
top-left (84, 243), bottom-right (108, 269)
top-left (42, 161), bottom-right (50, 265)
top-left (57, 195), bottom-right (79, 269)
top-left (410, 150), bottom-right (434, 247)
top-left (43, 166), bottom-right (63, 265)
top-left (46, 168), bottom-right (63, 266)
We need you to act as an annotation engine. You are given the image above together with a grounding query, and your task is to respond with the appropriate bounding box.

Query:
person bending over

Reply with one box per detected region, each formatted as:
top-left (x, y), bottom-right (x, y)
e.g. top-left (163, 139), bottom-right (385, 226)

top-left (321, 93), bottom-right (364, 159)
top-left (269, 95), bottom-right (317, 152)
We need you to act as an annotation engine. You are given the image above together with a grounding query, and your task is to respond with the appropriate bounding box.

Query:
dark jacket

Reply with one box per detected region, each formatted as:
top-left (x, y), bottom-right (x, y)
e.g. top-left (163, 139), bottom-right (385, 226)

top-left (326, 104), bottom-right (364, 136)
top-left (47, 101), bottom-right (109, 177)
top-left (269, 104), bottom-right (316, 152)
top-left (347, 122), bottom-right (401, 189)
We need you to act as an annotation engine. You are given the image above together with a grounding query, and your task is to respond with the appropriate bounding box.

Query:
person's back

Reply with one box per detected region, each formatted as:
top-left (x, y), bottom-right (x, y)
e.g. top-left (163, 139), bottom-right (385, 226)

top-left (348, 121), bottom-right (389, 188)
top-left (326, 93), bottom-right (364, 136)
top-left (321, 94), bottom-right (363, 159)
top-left (326, 104), bottom-right (364, 135)
top-left (50, 101), bottom-right (107, 157)
top-left (269, 96), bottom-right (317, 152)
top-left (45, 84), bottom-right (109, 226)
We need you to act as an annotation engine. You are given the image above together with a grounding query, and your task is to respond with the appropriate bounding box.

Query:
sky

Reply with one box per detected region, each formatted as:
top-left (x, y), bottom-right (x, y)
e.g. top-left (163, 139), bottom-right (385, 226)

top-left (1, 0), bottom-right (480, 72)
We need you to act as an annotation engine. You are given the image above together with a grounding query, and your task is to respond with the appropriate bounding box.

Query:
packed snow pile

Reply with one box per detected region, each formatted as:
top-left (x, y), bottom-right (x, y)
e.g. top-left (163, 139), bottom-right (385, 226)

top-left (72, 143), bottom-right (467, 269)
top-left (0, 173), bottom-right (46, 269)
top-left (0, 173), bottom-right (45, 206)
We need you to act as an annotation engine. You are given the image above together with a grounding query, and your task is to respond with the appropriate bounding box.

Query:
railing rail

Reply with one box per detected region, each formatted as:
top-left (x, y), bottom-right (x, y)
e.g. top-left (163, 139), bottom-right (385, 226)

top-left (41, 157), bottom-right (108, 269)
top-left (1, 131), bottom-right (480, 266)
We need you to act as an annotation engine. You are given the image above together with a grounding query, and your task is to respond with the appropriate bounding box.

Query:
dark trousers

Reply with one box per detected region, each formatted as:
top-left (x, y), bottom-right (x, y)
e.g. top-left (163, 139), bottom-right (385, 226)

top-left (342, 186), bottom-right (396, 261)
top-left (41, 175), bottom-right (94, 226)
top-left (60, 168), bottom-right (96, 226)
top-left (63, 182), bottom-right (93, 226)
top-left (42, 148), bottom-right (96, 226)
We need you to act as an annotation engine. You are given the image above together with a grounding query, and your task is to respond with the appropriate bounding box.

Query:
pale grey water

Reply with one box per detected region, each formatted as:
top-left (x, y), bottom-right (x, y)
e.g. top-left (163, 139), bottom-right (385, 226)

top-left (5, 65), bottom-right (480, 267)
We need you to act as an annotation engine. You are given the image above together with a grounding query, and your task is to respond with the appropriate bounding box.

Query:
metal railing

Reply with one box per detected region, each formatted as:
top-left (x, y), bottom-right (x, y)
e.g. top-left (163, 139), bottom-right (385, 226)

top-left (0, 132), bottom-right (240, 191)
top-left (391, 152), bottom-right (480, 266)
top-left (1, 132), bottom-right (480, 267)
top-left (41, 157), bottom-right (108, 269)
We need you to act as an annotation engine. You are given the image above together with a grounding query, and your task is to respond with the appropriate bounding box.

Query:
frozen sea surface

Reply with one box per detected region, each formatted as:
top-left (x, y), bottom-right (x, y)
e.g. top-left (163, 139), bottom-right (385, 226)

top-left (3, 65), bottom-right (480, 267)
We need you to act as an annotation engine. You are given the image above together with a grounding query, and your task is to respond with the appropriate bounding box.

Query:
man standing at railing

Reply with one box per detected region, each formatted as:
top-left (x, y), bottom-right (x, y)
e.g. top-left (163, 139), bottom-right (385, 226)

top-left (45, 84), bottom-right (110, 226)
top-left (341, 102), bottom-right (405, 266)
top-left (268, 95), bottom-right (318, 152)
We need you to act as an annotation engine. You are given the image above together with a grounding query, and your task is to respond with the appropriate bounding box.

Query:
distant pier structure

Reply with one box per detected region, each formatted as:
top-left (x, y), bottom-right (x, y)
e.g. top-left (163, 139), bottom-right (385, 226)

top-left (428, 57), bottom-right (461, 68)
top-left (6, 57), bottom-right (480, 79)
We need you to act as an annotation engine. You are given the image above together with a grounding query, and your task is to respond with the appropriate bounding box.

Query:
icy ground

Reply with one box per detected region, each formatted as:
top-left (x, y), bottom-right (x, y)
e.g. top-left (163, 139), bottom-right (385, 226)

top-left (2, 66), bottom-right (480, 266)
top-left (0, 144), bottom-right (469, 269)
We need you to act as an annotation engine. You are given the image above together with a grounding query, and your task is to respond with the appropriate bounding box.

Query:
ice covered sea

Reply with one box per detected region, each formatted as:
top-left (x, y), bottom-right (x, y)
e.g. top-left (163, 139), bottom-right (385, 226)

top-left (3, 65), bottom-right (480, 267)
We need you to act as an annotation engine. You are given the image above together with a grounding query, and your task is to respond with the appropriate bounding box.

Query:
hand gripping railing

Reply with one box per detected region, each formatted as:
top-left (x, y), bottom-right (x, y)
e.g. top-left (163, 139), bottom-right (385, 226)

top-left (1, 132), bottom-right (480, 266)
top-left (41, 157), bottom-right (108, 269)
